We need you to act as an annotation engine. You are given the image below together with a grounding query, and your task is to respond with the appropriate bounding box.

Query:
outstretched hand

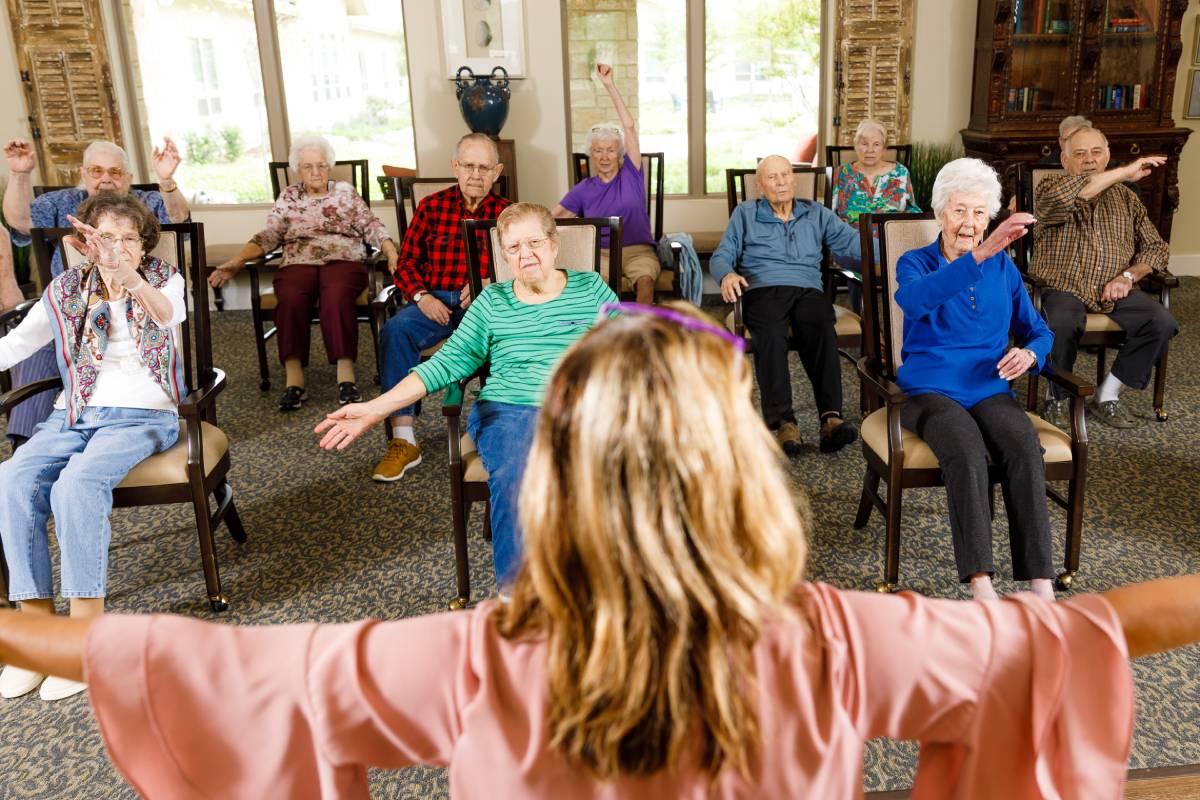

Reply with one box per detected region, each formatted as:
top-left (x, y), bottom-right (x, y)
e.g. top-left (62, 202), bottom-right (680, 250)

top-left (315, 403), bottom-right (386, 451)
top-left (3, 139), bottom-right (35, 174)
top-left (972, 212), bottom-right (1035, 264)
top-left (595, 63), bottom-right (614, 85)
top-left (151, 136), bottom-right (182, 180)
top-left (1121, 156), bottom-right (1166, 183)
top-left (64, 214), bottom-right (107, 264)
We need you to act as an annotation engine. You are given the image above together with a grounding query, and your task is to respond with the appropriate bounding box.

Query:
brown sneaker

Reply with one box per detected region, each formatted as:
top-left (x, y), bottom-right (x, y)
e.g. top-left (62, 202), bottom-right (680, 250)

top-left (774, 422), bottom-right (802, 456)
top-left (819, 416), bottom-right (858, 453)
top-left (372, 438), bottom-right (422, 482)
top-left (1087, 399), bottom-right (1138, 430)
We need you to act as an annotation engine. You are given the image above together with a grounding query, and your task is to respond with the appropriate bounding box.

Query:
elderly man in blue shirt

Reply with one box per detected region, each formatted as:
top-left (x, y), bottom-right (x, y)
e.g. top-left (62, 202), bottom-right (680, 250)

top-left (710, 154), bottom-right (859, 455)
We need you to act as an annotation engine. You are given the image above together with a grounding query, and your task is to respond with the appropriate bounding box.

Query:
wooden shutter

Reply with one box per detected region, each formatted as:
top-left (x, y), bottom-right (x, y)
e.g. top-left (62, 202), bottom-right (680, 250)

top-left (5, 0), bottom-right (122, 185)
top-left (833, 0), bottom-right (913, 146)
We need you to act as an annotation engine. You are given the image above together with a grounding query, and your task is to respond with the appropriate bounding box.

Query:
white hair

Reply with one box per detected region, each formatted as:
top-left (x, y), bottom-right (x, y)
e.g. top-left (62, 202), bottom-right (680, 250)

top-left (854, 119), bottom-right (887, 144)
top-left (931, 158), bottom-right (1002, 219)
top-left (1063, 125), bottom-right (1107, 151)
top-left (288, 136), bottom-right (336, 171)
top-left (1058, 115), bottom-right (1092, 141)
top-left (586, 124), bottom-right (624, 161)
top-left (81, 141), bottom-right (132, 172)
top-left (455, 132), bottom-right (500, 164)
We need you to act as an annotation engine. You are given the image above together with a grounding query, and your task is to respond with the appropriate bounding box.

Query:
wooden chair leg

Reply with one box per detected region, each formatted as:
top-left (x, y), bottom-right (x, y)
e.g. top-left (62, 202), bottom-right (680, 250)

top-left (879, 471), bottom-right (903, 593)
top-left (987, 483), bottom-right (996, 519)
top-left (189, 480), bottom-right (229, 612)
top-left (1152, 350), bottom-right (1168, 421)
top-left (251, 309), bottom-right (272, 391)
top-left (1095, 347), bottom-right (1106, 386)
top-left (482, 501), bottom-right (492, 542)
top-left (1026, 373), bottom-right (1040, 412)
top-left (1058, 469), bottom-right (1086, 592)
top-left (854, 469), bottom-right (878, 529)
top-left (448, 473), bottom-right (471, 610)
top-left (0, 540), bottom-right (9, 608)
top-left (216, 481), bottom-right (247, 543)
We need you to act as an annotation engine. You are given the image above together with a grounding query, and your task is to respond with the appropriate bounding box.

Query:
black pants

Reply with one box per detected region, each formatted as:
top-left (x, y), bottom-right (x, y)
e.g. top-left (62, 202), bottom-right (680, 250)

top-left (741, 286), bottom-right (842, 428)
top-left (900, 392), bottom-right (1054, 583)
top-left (1042, 289), bottom-right (1178, 399)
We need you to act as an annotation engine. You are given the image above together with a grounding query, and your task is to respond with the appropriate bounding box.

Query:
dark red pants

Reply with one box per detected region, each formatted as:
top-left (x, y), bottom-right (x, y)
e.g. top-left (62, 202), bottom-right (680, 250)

top-left (272, 260), bottom-right (368, 367)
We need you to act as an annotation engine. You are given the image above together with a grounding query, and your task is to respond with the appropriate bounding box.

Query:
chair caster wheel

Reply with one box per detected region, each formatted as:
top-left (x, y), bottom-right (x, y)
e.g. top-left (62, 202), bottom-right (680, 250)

top-left (209, 595), bottom-right (230, 612)
top-left (448, 596), bottom-right (468, 611)
top-left (260, 380), bottom-right (271, 391)
top-left (874, 581), bottom-right (898, 593)
top-left (1055, 572), bottom-right (1075, 592)
top-left (1156, 409), bottom-right (1168, 422)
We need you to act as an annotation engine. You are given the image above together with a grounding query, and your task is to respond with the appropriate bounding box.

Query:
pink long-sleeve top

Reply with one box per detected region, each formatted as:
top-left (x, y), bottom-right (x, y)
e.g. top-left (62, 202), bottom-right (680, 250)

top-left (84, 583), bottom-right (1133, 799)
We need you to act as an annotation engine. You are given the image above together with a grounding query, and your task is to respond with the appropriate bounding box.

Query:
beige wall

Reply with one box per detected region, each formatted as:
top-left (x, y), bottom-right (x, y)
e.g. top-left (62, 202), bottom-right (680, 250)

top-left (909, 0), bottom-right (975, 146)
top-left (0, 2), bottom-right (28, 163)
top-left (1169, 1), bottom-right (1200, 274)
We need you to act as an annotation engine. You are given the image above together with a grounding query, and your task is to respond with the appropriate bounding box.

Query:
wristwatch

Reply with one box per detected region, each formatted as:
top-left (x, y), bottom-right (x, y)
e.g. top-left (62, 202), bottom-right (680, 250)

top-left (159, 178), bottom-right (178, 193)
top-left (412, 290), bottom-right (428, 304)
top-left (1121, 270), bottom-right (1135, 284)
top-left (1023, 348), bottom-right (1038, 367)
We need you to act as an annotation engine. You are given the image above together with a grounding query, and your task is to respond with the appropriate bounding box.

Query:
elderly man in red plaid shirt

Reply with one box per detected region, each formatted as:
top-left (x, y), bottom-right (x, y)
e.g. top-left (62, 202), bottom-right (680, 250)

top-left (373, 133), bottom-right (511, 482)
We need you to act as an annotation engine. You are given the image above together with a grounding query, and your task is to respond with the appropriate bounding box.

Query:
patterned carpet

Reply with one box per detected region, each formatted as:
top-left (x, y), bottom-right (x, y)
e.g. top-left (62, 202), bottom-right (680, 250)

top-left (0, 280), bottom-right (1197, 797)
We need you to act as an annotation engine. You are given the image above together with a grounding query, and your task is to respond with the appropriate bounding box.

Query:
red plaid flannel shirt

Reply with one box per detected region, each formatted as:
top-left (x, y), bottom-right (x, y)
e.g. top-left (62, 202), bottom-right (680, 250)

top-left (393, 185), bottom-right (511, 301)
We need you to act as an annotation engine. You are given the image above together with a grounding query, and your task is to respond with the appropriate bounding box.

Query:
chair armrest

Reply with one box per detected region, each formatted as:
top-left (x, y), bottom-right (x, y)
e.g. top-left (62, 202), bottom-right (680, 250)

top-left (177, 369), bottom-right (227, 416)
top-left (856, 358), bottom-right (907, 406)
top-left (1018, 271), bottom-right (1047, 307)
top-left (732, 297), bottom-right (745, 338)
top-left (1038, 366), bottom-right (1092, 398)
top-left (0, 377), bottom-right (63, 414)
top-left (1143, 270), bottom-right (1178, 290)
top-left (0, 299), bottom-right (38, 329)
top-left (442, 382), bottom-right (464, 413)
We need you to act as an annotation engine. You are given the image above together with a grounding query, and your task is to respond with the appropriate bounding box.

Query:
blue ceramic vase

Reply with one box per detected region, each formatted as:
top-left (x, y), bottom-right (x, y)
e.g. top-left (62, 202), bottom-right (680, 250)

top-left (455, 66), bottom-right (510, 137)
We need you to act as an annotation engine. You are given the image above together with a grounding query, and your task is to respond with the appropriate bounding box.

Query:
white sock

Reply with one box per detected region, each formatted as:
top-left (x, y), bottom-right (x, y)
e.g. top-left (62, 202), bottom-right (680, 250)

top-left (970, 574), bottom-right (999, 602)
top-left (1096, 373), bottom-right (1124, 404)
top-left (391, 423), bottom-right (416, 444)
top-left (1030, 578), bottom-right (1056, 602)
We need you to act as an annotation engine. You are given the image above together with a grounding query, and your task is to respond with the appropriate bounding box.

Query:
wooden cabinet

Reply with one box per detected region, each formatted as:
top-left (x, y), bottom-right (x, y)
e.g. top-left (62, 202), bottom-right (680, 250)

top-left (960, 0), bottom-right (1192, 241)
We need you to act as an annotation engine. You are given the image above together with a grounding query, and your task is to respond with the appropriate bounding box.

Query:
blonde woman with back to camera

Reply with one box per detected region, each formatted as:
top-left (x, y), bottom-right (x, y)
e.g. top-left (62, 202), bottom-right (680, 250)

top-left (0, 307), bottom-right (1196, 797)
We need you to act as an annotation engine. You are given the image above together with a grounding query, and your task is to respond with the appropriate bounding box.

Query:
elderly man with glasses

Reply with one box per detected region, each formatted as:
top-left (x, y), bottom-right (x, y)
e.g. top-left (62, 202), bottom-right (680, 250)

top-left (368, 132), bottom-right (511, 484)
top-left (0, 137), bottom-right (186, 449)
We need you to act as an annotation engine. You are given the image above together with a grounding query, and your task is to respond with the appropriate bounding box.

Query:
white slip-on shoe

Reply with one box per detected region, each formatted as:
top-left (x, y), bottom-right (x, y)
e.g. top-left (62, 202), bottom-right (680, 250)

top-left (38, 675), bottom-right (87, 701)
top-left (0, 665), bottom-right (46, 699)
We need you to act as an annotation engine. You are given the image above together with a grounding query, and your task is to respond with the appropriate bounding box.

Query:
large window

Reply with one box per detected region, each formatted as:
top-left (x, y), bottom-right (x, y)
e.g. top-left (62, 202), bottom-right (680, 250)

top-left (566, 0), bottom-right (821, 196)
top-left (123, 0), bottom-right (415, 205)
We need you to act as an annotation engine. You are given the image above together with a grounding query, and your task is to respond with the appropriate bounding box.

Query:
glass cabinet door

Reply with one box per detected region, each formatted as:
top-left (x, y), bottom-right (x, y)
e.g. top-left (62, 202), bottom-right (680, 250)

top-left (1007, 0), bottom-right (1075, 114)
top-left (1095, 0), bottom-right (1160, 112)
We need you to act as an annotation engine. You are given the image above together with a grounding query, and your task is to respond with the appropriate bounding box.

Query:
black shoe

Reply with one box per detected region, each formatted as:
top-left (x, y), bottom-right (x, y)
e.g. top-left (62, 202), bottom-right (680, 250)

top-left (337, 381), bottom-right (362, 405)
top-left (819, 416), bottom-right (857, 453)
top-left (278, 386), bottom-right (305, 411)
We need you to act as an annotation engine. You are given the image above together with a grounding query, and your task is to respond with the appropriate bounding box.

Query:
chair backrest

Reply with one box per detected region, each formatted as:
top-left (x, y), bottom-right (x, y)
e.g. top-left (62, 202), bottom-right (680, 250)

top-left (33, 183), bottom-right (162, 198)
top-left (1013, 164), bottom-right (1066, 272)
top-left (381, 176), bottom-right (511, 243)
top-left (28, 222), bottom-right (213, 408)
top-left (857, 212), bottom-right (941, 376)
top-left (725, 166), bottom-right (833, 216)
top-left (268, 159), bottom-right (370, 204)
top-left (570, 152), bottom-right (665, 241)
top-left (825, 144), bottom-right (913, 172)
top-left (461, 216), bottom-right (622, 300)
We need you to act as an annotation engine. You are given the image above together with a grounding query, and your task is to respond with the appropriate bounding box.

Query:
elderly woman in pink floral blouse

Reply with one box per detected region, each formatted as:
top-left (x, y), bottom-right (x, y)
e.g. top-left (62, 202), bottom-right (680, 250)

top-left (210, 136), bottom-right (398, 410)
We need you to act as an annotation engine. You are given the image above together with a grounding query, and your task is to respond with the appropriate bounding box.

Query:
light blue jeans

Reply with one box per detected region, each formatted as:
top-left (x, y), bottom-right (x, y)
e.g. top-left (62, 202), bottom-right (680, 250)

top-left (0, 406), bottom-right (179, 600)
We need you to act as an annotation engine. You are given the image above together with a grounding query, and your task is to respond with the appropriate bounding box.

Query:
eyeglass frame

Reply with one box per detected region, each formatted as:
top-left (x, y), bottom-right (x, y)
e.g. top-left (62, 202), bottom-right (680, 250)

top-left (454, 161), bottom-right (500, 175)
top-left (84, 165), bottom-right (127, 179)
top-left (598, 302), bottom-right (747, 353)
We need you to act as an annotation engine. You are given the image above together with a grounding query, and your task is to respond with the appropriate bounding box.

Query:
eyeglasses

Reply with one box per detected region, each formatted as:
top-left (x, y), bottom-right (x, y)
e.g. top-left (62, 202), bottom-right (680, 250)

top-left (501, 236), bottom-right (550, 256)
top-left (456, 162), bottom-right (497, 175)
top-left (598, 302), bottom-right (747, 353)
top-left (298, 163), bottom-right (330, 173)
top-left (85, 166), bottom-right (126, 179)
top-left (99, 233), bottom-right (142, 249)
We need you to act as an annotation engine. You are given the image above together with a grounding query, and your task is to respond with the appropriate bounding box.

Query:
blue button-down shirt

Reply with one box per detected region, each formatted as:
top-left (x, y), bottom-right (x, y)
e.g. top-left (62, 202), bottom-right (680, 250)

top-left (895, 238), bottom-right (1053, 408)
top-left (709, 198), bottom-right (862, 292)
top-left (11, 188), bottom-right (170, 277)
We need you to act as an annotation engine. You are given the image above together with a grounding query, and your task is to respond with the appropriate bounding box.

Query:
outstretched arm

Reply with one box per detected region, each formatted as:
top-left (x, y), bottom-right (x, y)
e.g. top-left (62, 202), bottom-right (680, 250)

top-left (596, 63), bottom-right (640, 166)
top-left (3, 138), bottom-right (36, 235)
top-left (1105, 574), bottom-right (1200, 659)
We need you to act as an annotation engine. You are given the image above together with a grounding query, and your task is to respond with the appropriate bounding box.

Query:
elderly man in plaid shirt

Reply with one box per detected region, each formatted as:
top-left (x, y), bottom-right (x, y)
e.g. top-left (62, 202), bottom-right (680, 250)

top-left (373, 133), bottom-right (511, 482)
top-left (1032, 126), bottom-right (1177, 430)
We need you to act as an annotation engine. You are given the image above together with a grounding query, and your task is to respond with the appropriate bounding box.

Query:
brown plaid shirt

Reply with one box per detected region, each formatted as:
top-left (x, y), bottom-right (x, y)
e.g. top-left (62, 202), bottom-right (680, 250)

top-left (1031, 175), bottom-right (1169, 312)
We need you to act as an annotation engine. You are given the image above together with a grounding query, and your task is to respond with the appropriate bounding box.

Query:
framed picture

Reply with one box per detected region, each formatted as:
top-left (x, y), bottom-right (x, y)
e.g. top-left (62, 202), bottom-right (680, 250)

top-left (442, 0), bottom-right (526, 78)
top-left (1186, 70), bottom-right (1200, 119)
top-left (1193, 17), bottom-right (1200, 66)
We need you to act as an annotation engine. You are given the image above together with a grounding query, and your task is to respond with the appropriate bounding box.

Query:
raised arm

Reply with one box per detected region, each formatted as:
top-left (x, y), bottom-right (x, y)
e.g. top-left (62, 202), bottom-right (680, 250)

top-left (151, 137), bottom-right (190, 223)
top-left (3, 139), bottom-right (36, 235)
top-left (1105, 574), bottom-right (1200, 658)
top-left (596, 64), bottom-right (640, 166)
top-left (0, 225), bottom-right (24, 309)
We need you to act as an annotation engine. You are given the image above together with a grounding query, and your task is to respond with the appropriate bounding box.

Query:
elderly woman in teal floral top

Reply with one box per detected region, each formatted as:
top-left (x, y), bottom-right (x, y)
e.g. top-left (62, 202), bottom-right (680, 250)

top-left (830, 119), bottom-right (920, 310)
top-left (210, 136), bottom-right (400, 410)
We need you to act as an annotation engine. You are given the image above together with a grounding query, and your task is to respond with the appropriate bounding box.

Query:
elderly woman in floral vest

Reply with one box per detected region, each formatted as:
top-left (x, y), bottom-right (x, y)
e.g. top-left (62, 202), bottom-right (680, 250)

top-left (0, 193), bottom-right (185, 703)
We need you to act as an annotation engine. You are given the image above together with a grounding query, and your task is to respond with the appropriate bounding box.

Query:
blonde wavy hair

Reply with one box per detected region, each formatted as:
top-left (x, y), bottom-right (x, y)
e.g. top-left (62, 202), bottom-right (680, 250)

top-left (498, 304), bottom-right (810, 780)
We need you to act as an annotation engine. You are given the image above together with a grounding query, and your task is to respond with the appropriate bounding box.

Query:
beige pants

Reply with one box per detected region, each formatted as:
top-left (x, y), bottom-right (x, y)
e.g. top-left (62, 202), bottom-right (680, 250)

top-left (601, 244), bottom-right (661, 291)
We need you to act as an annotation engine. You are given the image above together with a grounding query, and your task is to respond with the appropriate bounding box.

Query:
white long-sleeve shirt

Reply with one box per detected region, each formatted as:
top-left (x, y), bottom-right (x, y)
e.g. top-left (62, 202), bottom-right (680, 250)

top-left (0, 273), bottom-right (186, 413)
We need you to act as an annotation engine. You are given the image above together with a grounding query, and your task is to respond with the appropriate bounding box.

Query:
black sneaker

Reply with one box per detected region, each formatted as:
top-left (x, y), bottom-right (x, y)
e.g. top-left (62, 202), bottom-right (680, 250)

top-left (338, 381), bottom-right (363, 405)
top-left (278, 386), bottom-right (305, 411)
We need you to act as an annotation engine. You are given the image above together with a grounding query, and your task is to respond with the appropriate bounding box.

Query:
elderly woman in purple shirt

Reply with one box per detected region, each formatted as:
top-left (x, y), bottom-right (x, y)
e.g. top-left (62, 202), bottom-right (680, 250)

top-left (552, 64), bottom-right (658, 305)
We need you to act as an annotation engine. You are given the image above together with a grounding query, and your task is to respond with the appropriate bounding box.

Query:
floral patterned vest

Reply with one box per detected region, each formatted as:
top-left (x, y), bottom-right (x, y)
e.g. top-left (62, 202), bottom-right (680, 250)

top-left (42, 256), bottom-right (185, 424)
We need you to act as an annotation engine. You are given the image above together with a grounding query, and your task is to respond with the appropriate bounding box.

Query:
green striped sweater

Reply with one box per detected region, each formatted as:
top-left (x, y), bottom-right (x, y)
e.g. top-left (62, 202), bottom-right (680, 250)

top-left (411, 270), bottom-right (618, 407)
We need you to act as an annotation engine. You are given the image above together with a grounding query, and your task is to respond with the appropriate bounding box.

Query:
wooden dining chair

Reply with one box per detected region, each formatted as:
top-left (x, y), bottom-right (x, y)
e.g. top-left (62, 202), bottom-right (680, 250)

top-left (824, 144), bottom-right (913, 172)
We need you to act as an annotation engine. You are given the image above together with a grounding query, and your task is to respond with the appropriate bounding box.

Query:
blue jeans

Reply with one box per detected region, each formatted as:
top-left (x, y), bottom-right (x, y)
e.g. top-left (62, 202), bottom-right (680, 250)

top-left (0, 406), bottom-right (179, 600)
top-left (380, 290), bottom-right (464, 417)
top-left (466, 401), bottom-right (539, 590)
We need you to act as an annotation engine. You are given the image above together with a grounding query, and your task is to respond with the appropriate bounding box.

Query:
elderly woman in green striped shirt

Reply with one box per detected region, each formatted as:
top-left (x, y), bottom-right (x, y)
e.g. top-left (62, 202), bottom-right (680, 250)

top-left (317, 202), bottom-right (618, 591)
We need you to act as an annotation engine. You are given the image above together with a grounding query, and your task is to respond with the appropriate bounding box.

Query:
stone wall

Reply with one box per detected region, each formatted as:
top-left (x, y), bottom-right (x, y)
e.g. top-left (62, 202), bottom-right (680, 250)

top-left (565, 0), bottom-right (639, 159)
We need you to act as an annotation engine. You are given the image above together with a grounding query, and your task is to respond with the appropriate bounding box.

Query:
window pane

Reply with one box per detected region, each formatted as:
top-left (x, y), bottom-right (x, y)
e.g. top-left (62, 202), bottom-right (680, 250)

top-left (125, 0), bottom-right (274, 203)
top-left (705, 0), bottom-right (821, 193)
top-left (276, 0), bottom-right (416, 193)
top-left (638, 0), bottom-right (688, 193)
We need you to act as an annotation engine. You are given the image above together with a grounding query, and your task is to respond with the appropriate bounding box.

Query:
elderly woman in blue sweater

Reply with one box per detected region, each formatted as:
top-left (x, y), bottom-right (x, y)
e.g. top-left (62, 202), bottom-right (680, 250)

top-left (894, 158), bottom-right (1055, 603)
